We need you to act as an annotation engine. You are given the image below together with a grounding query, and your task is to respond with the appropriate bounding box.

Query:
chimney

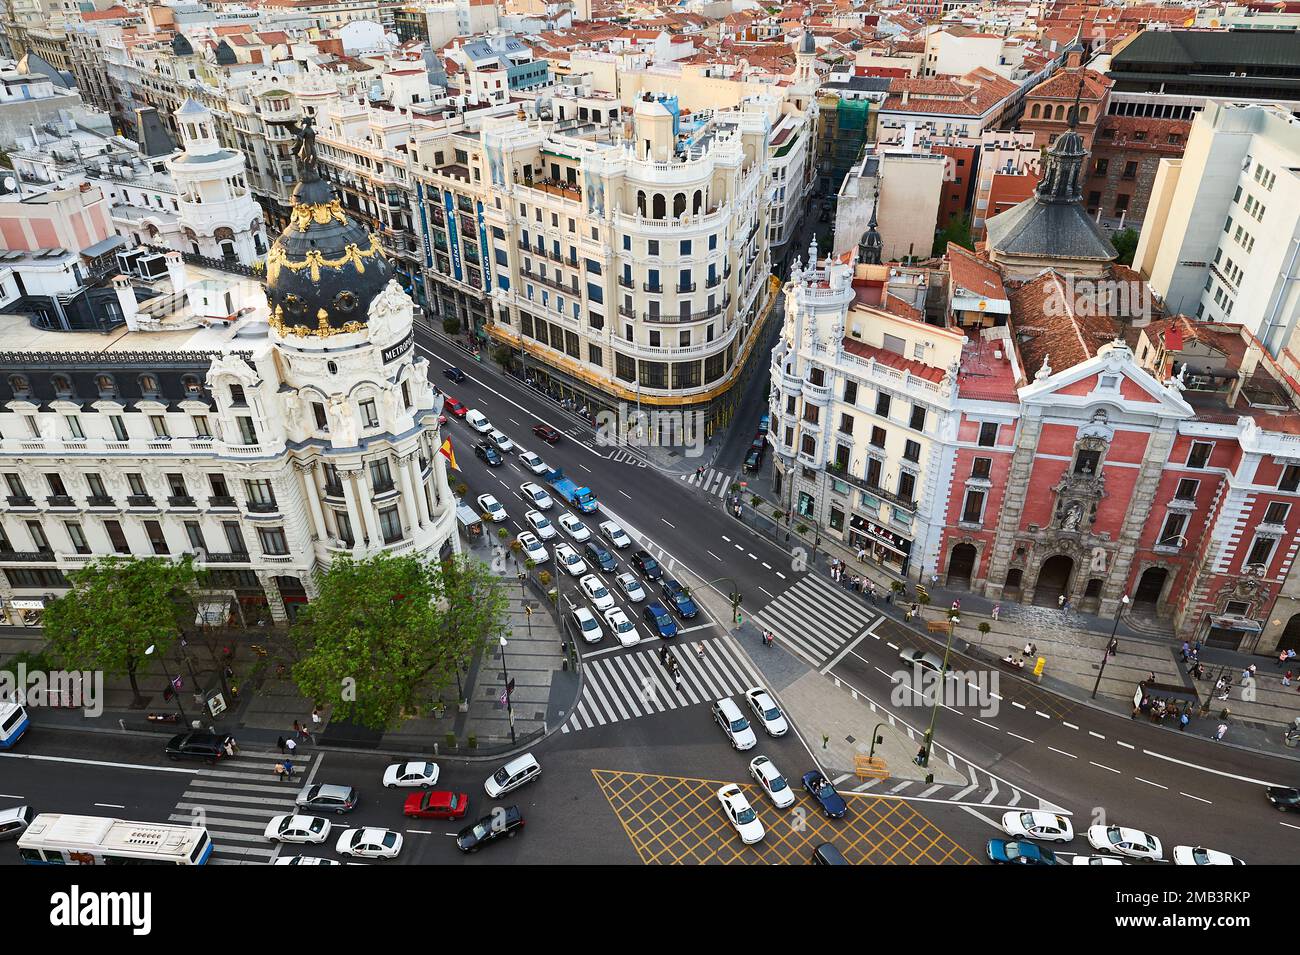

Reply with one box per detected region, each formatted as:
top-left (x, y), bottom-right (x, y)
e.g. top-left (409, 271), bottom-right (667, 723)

top-left (165, 250), bottom-right (187, 296)
top-left (901, 88), bottom-right (910, 107)
top-left (113, 275), bottom-right (140, 331)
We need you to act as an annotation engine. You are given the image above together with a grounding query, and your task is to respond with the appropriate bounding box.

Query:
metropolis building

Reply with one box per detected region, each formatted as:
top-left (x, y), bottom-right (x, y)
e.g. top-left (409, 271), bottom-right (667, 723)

top-left (0, 122), bottom-right (457, 626)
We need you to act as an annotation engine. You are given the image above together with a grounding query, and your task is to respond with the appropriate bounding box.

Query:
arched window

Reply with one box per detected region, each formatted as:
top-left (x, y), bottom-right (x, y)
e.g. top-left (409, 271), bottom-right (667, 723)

top-left (673, 193), bottom-right (686, 218)
top-left (95, 375), bottom-right (116, 397)
top-left (652, 193), bottom-right (666, 219)
top-left (1079, 106), bottom-right (1089, 122)
top-left (139, 374), bottom-right (160, 395)
top-left (693, 190), bottom-right (702, 214)
top-left (637, 191), bottom-right (647, 216)
top-left (182, 375), bottom-right (202, 397)
top-left (1030, 103), bottom-right (1041, 119)
top-left (9, 374), bottom-right (29, 395)
top-left (1055, 105), bottom-right (1065, 121)
top-left (51, 374), bottom-right (72, 396)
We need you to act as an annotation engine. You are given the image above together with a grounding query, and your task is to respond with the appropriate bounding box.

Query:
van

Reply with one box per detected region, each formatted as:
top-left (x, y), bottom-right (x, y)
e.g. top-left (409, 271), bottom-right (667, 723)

top-left (465, 410), bottom-right (491, 433)
top-left (0, 805), bottom-right (33, 841)
top-left (484, 753), bottom-right (541, 798)
top-left (0, 701), bottom-right (29, 749)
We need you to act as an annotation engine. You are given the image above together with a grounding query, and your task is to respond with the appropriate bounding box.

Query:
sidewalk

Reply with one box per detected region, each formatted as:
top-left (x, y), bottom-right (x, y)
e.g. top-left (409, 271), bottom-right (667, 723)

top-left (730, 484), bottom-right (1300, 760)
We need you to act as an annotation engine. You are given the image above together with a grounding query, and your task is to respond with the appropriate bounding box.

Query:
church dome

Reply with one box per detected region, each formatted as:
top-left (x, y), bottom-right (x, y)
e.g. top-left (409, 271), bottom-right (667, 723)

top-left (265, 117), bottom-right (390, 338)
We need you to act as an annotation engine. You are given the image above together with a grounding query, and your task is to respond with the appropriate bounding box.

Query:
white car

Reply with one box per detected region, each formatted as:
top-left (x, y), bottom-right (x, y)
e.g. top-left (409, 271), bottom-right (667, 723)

top-left (599, 520), bottom-right (632, 549)
top-left (517, 532), bottom-right (548, 564)
top-left (615, 572), bottom-right (646, 602)
top-left (488, 429), bottom-right (514, 452)
top-left (524, 510), bottom-right (557, 540)
top-left (602, 607), bottom-right (639, 647)
top-left (717, 784), bottom-right (764, 845)
top-left (335, 827), bottom-right (403, 860)
top-left (1087, 825), bottom-right (1163, 861)
top-left (521, 482), bottom-right (554, 510)
top-left (579, 574), bottom-right (615, 610)
top-left (555, 543), bottom-right (587, 577)
top-left (1071, 855), bottom-right (1127, 866)
top-left (748, 755), bottom-right (796, 809)
top-left (743, 688), bottom-right (789, 737)
top-left (273, 856), bottom-right (343, 865)
top-left (711, 697), bottom-right (757, 751)
top-left (572, 607), bottom-right (602, 644)
top-left (264, 814), bottom-right (331, 844)
top-left (476, 493), bottom-right (507, 523)
top-left (519, 451), bottom-right (549, 476)
top-left (382, 761), bottom-right (440, 789)
top-left (1001, 810), bottom-right (1074, 844)
top-left (558, 512), bottom-right (591, 542)
top-left (465, 410), bottom-right (491, 433)
top-left (1172, 845), bottom-right (1244, 866)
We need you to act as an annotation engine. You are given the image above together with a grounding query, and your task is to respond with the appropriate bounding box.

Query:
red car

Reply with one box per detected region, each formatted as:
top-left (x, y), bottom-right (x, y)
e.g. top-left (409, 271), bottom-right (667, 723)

top-left (404, 790), bottom-right (470, 820)
top-left (444, 397), bottom-right (467, 417)
top-left (533, 423), bottom-right (562, 444)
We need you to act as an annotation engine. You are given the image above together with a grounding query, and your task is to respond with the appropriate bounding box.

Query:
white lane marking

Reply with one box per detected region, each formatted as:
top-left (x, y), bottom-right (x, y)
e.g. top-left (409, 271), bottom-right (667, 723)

top-left (0, 752), bottom-right (195, 774)
top-left (618, 490), bottom-right (631, 499)
top-left (1035, 711), bottom-right (1051, 719)
top-left (1089, 731), bottom-right (1105, 740)
top-left (508, 418), bottom-right (521, 427)
top-left (1281, 822), bottom-right (1300, 831)
top-left (1012, 702), bottom-right (1026, 710)
top-left (762, 562), bottom-right (771, 570)
top-left (1116, 741), bottom-right (1135, 750)
top-left (1089, 761), bottom-right (1120, 774)
top-left (707, 550), bottom-right (722, 561)
top-left (1007, 731), bottom-right (1035, 744)
top-left (405, 829), bottom-right (434, 835)
top-left (1134, 777), bottom-right (1168, 790)
top-left (662, 519), bottom-right (675, 528)
top-left (1180, 792), bottom-right (1212, 805)
top-left (575, 463), bottom-right (591, 473)
top-left (760, 587), bottom-right (774, 598)
top-left (1047, 746), bottom-right (1076, 758)
top-left (1142, 748), bottom-right (1286, 788)
top-left (1062, 722), bottom-right (1079, 730)
top-left (972, 718), bottom-right (998, 731)
top-left (0, 793), bottom-right (24, 799)
top-left (93, 803), bottom-right (126, 809)
top-left (776, 572), bottom-right (786, 580)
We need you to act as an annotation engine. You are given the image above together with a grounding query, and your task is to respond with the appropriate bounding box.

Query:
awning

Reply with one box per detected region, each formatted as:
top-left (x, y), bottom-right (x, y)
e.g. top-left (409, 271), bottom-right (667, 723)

top-left (1208, 614), bottom-right (1262, 633)
top-left (456, 504), bottom-right (482, 528)
top-left (80, 234), bottom-right (126, 260)
top-left (8, 599), bottom-right (44, 610)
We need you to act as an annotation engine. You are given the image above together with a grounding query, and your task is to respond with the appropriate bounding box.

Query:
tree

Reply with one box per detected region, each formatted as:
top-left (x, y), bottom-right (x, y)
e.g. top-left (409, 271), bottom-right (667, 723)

top-left (290, 553), bottom-right (508, 730)
top-left (1111, 227), bottom-right (1139, 266)
top-left (43, 557), bottom-right (197, 707)
top-left (933, 214), bottom-right (974, 256)
top-left (442, 316), bottom-right (461, 336)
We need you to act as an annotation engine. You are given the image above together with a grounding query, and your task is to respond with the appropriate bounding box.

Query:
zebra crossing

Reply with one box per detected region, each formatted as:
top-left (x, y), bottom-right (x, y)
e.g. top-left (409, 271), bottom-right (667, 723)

top-left (563, 635), bottom-right (764, 732)
top-left (605, 448), bottom-right (648, 467)
top-left (750, 573), bottom-right (878, 669)
top-left (168, 749), bottom-right (321, 865)
top-left (680, 466), bottom-right (733, 499)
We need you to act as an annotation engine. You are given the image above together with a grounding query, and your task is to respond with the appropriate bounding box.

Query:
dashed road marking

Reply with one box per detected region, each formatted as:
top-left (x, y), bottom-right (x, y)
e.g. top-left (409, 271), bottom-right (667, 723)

top-left (1047, 746), bottom-right (1076, 759)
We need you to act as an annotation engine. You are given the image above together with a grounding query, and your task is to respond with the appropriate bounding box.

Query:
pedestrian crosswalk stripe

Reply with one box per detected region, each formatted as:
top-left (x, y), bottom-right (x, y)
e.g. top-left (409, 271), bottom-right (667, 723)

top-left (680, 467), bottom-right (732, 499)
top-left (751, 574), bottom-right (877, 667)
top-left (563, 636), bottom-right (758, 733)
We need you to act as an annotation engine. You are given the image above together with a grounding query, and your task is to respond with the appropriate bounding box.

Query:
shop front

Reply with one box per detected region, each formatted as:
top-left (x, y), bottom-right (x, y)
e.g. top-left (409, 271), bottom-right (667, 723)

top-left (1203, 613), bottom-right (1263, 652)
top-left (848, 515), bottom-right (913, 577)
top-left (5, 598), bottom-right (45, 627)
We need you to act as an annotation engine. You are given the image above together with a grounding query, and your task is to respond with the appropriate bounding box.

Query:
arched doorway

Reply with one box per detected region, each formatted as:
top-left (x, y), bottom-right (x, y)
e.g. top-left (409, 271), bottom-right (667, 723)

top-left (275, 576), bottom-right (308, 622)
top-left (1134, 567), bottom-right (1168, 608)
top-left (946, 543), bottom-right (977, 588)
top-left (1033, 555), bottom-right (1074, 606)
top-left (1280, 613), bottom-right (1300, 649)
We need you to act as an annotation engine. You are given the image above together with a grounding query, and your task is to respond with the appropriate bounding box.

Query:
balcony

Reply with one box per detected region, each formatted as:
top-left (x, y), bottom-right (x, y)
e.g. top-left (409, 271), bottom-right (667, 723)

top-left (5, 495), bottom-right (34, 507)
top-left (618, 305), bottom-right (635, 318)
top-left (676, 282), bottom-right (697, 294)
top-left (209, 495), bottom-right (237, 509)
top-left (372, 480), bottom-right (397, 495)
top-left (617, 275), bottom-right (634, 289)
top-left (0, 550), bottom-right (56, 563)
top-left (520, 178), bottom-right (582, 203)
top-left (86, 495), bottom-right (115, 508)
top-left (644, 282), bottom-right (663, 293)
top-left (126, 495), bottom-right (156, 508)
top-left (204, 551), bottom-right (251, 564)
top-left (168, 495), bottom-right (197, 508)
top-left (46, 494), bottom-right (75, 508)
top-left (323, 483), bottom-right (345, 500)
top-left (246, 500), bottom-right (280, 514)
top-left (839, 470), bottom-right (917, 514)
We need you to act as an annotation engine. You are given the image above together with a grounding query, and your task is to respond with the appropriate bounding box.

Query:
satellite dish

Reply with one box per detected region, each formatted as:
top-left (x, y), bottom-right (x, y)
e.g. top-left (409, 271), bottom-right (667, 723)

top-left (3, 177), bottom-right (15, 192)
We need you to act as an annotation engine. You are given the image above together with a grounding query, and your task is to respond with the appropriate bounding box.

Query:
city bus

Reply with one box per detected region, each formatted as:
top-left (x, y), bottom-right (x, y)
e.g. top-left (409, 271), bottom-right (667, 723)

top-left (16, 813), bottom-right (213, 865)
top-left (0, 701), bottom-right (29, 749)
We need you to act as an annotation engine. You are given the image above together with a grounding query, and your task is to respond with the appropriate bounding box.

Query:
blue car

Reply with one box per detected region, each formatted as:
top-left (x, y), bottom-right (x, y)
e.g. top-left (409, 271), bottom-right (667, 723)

top-left (801, 771), bottom-right (847, 819)
top-left (986, 839), bottom-right (1060, 865)
top-left (660, 578), bottom-right (698, 619)
top-left (643, 601), bottom-right (678, 638)
top-left (584, 542), bottom-right (617, 573)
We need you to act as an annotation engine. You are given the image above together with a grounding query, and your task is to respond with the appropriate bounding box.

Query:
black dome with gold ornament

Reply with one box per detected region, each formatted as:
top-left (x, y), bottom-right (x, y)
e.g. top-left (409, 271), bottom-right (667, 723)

top-left (264, 116), bottom-right (391, 338)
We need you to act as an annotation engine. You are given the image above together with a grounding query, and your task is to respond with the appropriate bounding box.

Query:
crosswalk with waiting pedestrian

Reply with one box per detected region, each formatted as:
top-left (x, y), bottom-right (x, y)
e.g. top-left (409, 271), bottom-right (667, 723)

top-left (563, 635), bottom-right (765, 732)
top-left (679, 467), bottom-right (733, 499)
top-left (168, 749), bottom-right (320, 865)
top-left (750, 573), bottom-right (879, 669)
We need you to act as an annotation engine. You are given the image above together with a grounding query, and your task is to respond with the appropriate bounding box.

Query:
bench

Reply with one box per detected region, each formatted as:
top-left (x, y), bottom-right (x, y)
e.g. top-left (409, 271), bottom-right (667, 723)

top-left (854, 754), bottom-right (890, 780)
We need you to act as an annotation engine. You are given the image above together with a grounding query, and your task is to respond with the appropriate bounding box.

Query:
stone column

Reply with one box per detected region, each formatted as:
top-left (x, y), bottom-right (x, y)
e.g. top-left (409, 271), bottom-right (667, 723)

top-left (434, 447), bottom-right (453, 507)
top-left (342, 469), bottom-right (367, 551)
top-left (407, 454), bottom-right (431, 526)
top-left (394, 455), bottom-right (420, 537)
top-left (298, 462), bottom-right (327, 543)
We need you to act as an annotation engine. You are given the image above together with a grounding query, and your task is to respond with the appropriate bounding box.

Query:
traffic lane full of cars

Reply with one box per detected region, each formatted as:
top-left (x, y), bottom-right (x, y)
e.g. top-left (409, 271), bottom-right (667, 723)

top-left (268, 754), bottom-right (544, 864)
top-left (985, 810), bottom-right (1246, 866)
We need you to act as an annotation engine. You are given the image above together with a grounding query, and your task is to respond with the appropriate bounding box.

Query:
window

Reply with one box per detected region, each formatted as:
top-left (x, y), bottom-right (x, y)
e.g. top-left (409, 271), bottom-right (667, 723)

top-left (222, 521), bottom-right (246, 555)
top-left (843, 381), bottom-right (857, 405)
top-left (110, 415), bottom-right (128, 441)
top-left (1158, 512), bottom-right (1187, 548)
top-left (961, 489), bottom-right (985, 524)
top-left (104, 520), bottom-right (130, 555)
top-left (237, 417), bottom-right (257, 445)
top-left (1175, 479), bottom-right (1198, 501)
top-left (839, 413), bottom-right (854, 435)
top-left (870, 426), bottom-right (886, 449)
top-left (360, 399), bottom-right (379, 429)
top-left (1073, 448), bottom-right (1101, 476)
top-left (244, 480), bottom-right (276, 509)
top-left (144, 520), bottom-right (169, 555)
top-left (648, 240), bottom-right (659, 256)
top-left (971, 457), bottom-right (992, 480)
top-left (1281, 465), bottom-right (1300, 493)
top-left (229, 384), bottom-right (247, 406)
top-left (800, 434), bottom-right (816, 457)
top-left (1186, 441), bottom-right (1213, 469)
top-left (909, 405), bottom-right (926, 431)
top-left (193, 415), bottom-right (212, 437)
top-left (897, 470), bottom-right (916, 503)
top-left (166, 473), bottom-right (187, 497)
top-left (126, 473), bottom-right (147, 497)
top-left (184, 521), bottom-right (206, 552)
top-left (379, 506), bottom-right (403, 544)
top-left (257, 527), bottom-right (289, 556)
top-left (802, 404), bottom-right (819, 425)
top-left (313, 402), bottom-right (328, 431)
top-left (150, 415), bottom-right (170, 439)
top-left (86, 473), bottom-right (107, 500)
top-left (370, 459), bottom-right (394, 492)
top-left (904, 439), bottom-right (921, 463)
top-left (65, 522), bottom-right (89, 555)
top-left (1265, 502), bottom-right (1290, 526)
top-left (978, 422), bottom-right (998, 447)
top-left (401, 381), bottom-right (411, 409)
top-left (65, 415), bottom-right (83, 439)
top-left (680, 240), bottom-right (691, 255)
top-left (875, 393), bottom-right (891, 418)
top-left (1247, 535), bottom-right (1277, 568)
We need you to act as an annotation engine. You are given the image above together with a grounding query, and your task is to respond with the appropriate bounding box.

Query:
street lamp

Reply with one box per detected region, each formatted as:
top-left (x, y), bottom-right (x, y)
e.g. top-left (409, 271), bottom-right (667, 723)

top-left (918, 611), bottom-right (960, 770)
top-left (1091, 594), bottom-right (1130, 699)
top-left (499, 636), bottom-right (515, 745)
top-left (145, 643), bottom-right (187, 723)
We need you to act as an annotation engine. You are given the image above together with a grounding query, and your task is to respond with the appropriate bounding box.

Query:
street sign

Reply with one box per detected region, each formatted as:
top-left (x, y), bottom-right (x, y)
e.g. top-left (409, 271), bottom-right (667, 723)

top-left (171, 675), bottom-right (183, 691)
top-left (207, 693), bottom-right (227, 717)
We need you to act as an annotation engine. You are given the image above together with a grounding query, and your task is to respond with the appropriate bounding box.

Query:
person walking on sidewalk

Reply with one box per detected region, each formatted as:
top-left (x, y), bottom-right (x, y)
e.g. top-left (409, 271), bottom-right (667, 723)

top-left (1106, 637), bottom-right (1118, 657)
top-left (1179, 710), bottom-right (1190, 732)
top-left (1215, 723), bottom-right (1228, 742)
top-left (991, 604), bottom-right (1000, 622)
top-left (284, 736), bottom-right (297, 758)
top-left (1286, 671), bottom-right (1293, 688)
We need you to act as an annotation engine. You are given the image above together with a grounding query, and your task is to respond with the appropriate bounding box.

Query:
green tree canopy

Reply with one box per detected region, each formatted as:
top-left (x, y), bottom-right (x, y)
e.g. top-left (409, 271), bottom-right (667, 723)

top-left (43, 556), bottom-right (197, 705)
top-left (290, 553), bottom-right (508, 730)
top-left (933, 214), bottom-right (974, 256)
top-left (1112, 227), bottom-right (1139, 266)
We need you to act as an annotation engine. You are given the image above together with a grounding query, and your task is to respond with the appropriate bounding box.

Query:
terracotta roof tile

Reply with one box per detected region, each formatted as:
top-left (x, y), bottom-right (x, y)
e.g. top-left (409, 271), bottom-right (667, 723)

top-left (842, 335), bottom-right (946, 383)
top-left (1010, 269), bottom-right (1120, 375)
top-left (947, 244), bottom-right (1007, 302)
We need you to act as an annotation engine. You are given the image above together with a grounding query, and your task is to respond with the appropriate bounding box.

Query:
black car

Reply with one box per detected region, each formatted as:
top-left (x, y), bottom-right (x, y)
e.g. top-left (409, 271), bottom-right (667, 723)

top-left (632, 549), bottom-right (663, 580)
top-left (475, 441), bottom-right (503, 467)
top-left (532, 423), bottom-right (562, 445)
top-left (1268, 787), bottom-right (1300, 811)
top-left (584, 541), bottom-right (617, 573)
top-left (165, 732), bottom-right (234, 763)
top-left (812, 842), bottom-right (849, 865)
top-left (660, 578), bottom-right (698, 618)
top-left (456, 805), bottom-right (524, 852)
top-left (444, 366), bottom-right (467, 383)
top-left (743, 448), bottom-right (762, 471)
top-left (802, 770), bottom-right (847, 819)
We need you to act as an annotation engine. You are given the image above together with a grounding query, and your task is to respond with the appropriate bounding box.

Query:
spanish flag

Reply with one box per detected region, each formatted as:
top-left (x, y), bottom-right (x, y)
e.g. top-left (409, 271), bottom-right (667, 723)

top-left (439, 438), bottom-right (459, 471)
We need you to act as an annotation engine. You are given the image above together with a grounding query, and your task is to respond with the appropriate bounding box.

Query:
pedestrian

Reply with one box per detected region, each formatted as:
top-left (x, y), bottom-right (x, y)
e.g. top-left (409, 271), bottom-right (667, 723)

top-left (951, 599), bottom-right (961, 613)
top-left (674, 671), bottom-right (682, 690)
top-left (821, 734), bottom-right (829, 750)
top-left (1280, 650), bottom-right (1289, 667)
top-left (299, 722), bottom-right (313, 744)
top-left (283, 758), bottom-right (294, 781)
top-left (1147, 670), bottom-right (1156, 685)
top-left (1215, 723), bottom-right (1228, 742)
top-left (276, 735), bottom-right (286, 755)
top-left (905, 604), bottom-right (914, 622)
top-left (991, 604), bottom-right (1000, 622)
top-left (275, 761), bottom-right (286, 781)
top-left (1057, 594), bottom-right (1065, 610)
top-left (1107, 637), bottom-right (1118, 657)
top-left (285, 736), bottom-right (297, 757)
top-left (1182, 641), bottom-right (1191, 662)
top-left (696, 643), bottom-right (705, 660)
top-left (1286, 671), bottom-right (1293, 688)
top-left (311, 706), bottom-right (323, 728)
top-left (224, 738), bottom-right (236, 758)
top-left (913, 746), bottom-right (927, 766)
top-left (292, 719), bottom-right (302, 739)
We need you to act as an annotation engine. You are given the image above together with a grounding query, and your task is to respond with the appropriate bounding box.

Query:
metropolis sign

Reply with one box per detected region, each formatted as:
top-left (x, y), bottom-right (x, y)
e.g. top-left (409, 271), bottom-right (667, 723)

top-left (382, 332), bottom-right (414, 364)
